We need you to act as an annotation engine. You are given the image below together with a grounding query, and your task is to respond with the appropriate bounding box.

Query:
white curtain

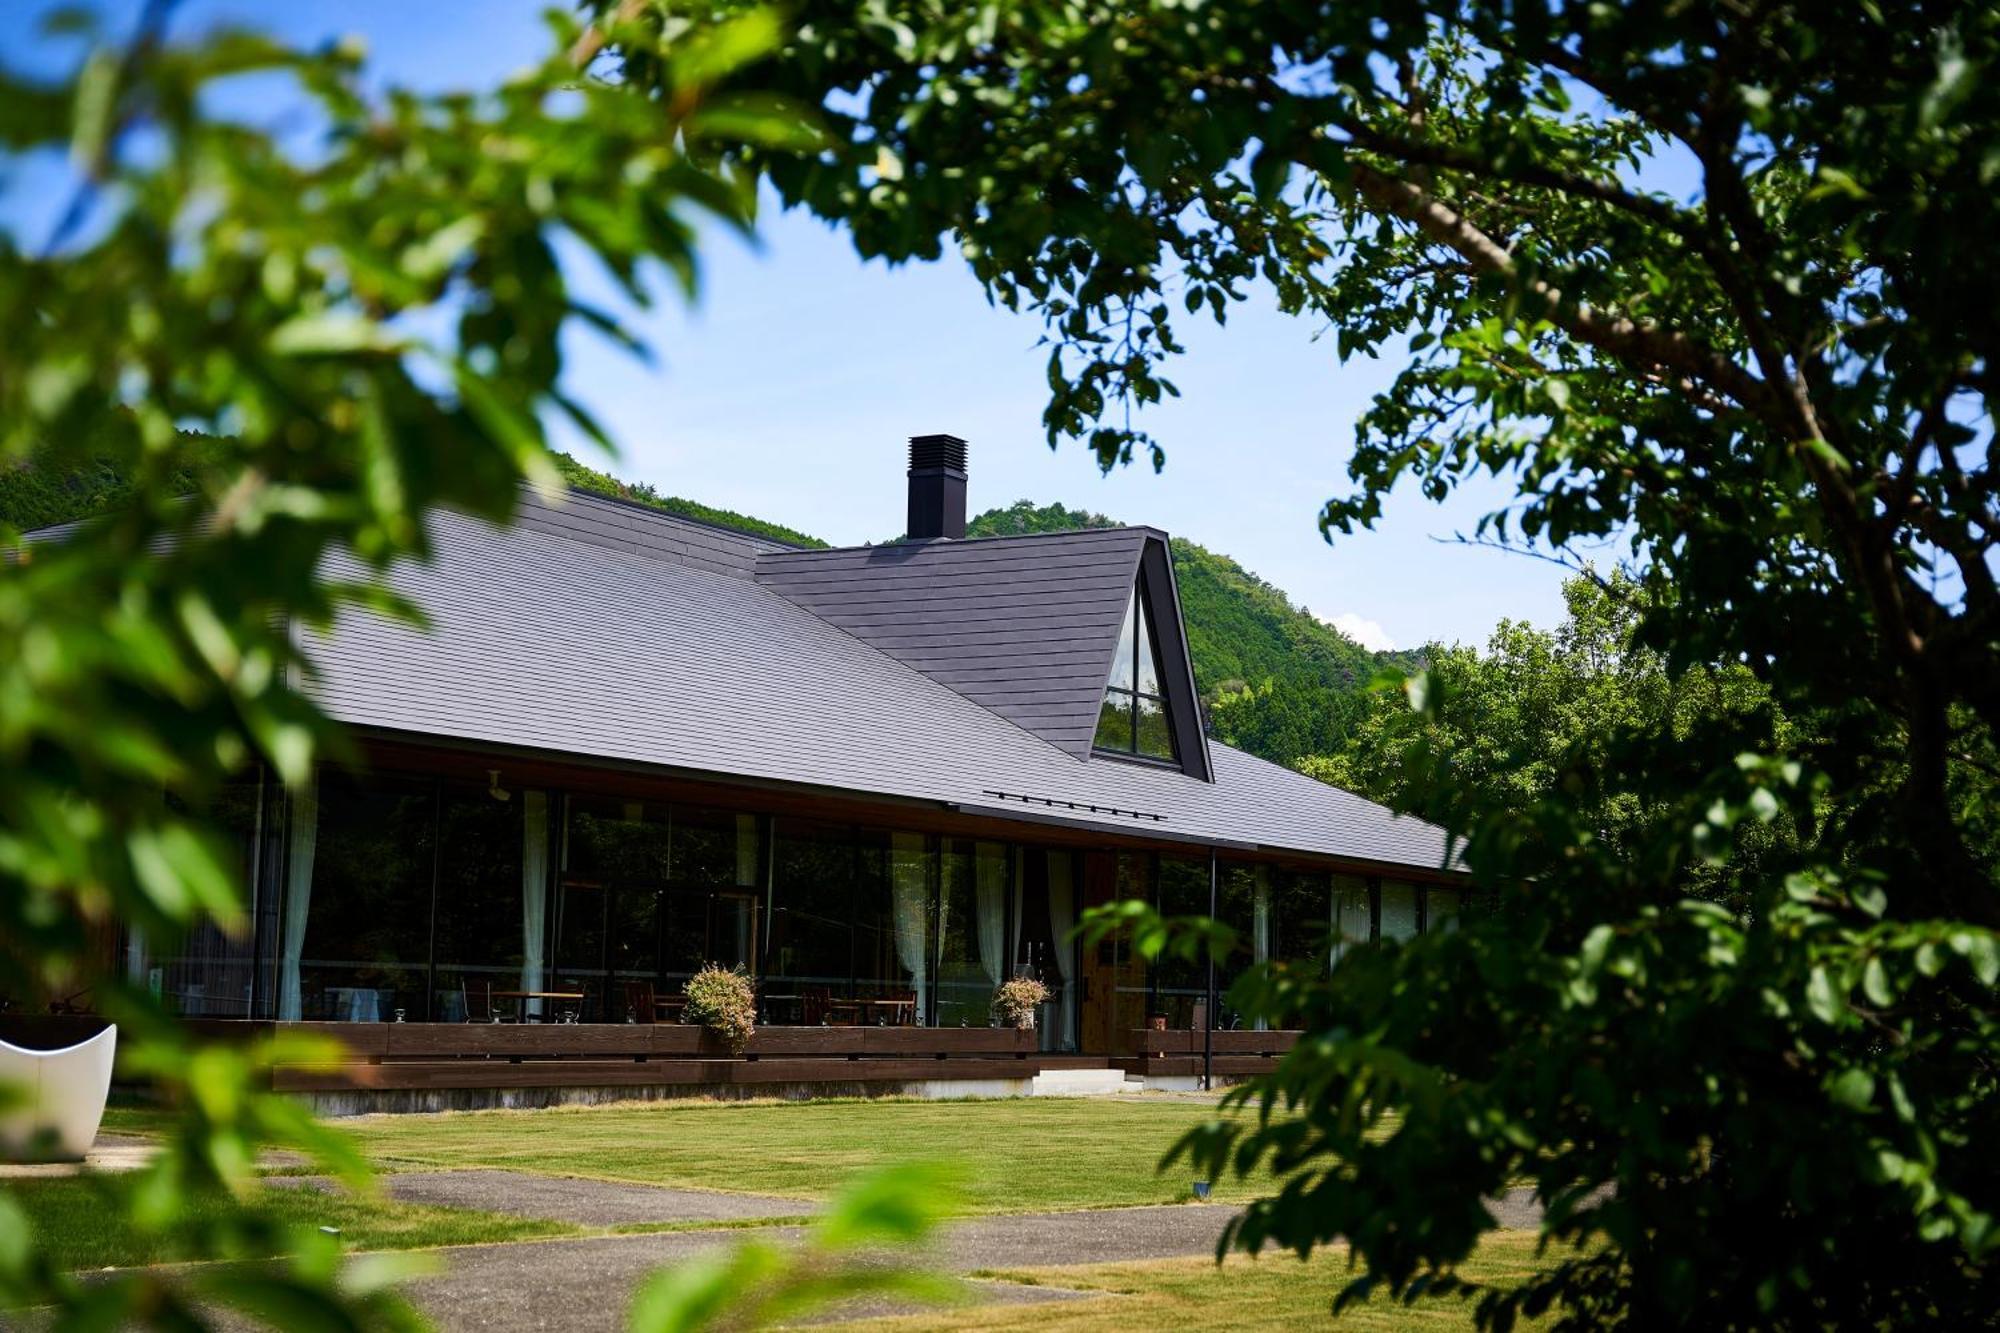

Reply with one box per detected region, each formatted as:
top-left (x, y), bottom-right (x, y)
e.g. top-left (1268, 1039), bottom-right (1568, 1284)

top-left (1330, 874), bottom-right (1370, 969)
top-left (1008, 853), bottom-right (1025, 977)
top-left (974, 842), bottom-right (1007, 989)
top-left (1046, 852), bottom-right (1077, 1048)
top-left (279, 775), bottom-right (318, 1021)
top-left (1251, 868), bottom-right (1272, 1030)
top-left (734, 813), bottom-right (759, 887)
top-left (520, 790), bottom-right (548, 1018)
top-left (889, 832), bottom-right (930, 1021)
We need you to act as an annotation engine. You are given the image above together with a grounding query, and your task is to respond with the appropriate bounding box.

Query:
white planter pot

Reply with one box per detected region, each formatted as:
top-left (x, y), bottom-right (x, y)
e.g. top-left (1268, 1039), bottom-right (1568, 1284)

top-left (0, 1025), bottom-right (117, 1163)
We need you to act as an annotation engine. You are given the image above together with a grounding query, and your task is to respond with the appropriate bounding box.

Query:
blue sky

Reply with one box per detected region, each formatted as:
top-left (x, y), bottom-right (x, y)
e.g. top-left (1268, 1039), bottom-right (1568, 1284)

top-left (1, 0), bottom-right (1574, 652)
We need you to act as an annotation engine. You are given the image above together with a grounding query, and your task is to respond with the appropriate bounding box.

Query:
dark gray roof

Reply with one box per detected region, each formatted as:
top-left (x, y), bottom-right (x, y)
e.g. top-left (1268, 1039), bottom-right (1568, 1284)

top-left (756, 529), bottom-right (1146, 758)
top-left (514, 487), bottom-right (796, 575)
top-left (299, 489), bottom-right (1458, 875)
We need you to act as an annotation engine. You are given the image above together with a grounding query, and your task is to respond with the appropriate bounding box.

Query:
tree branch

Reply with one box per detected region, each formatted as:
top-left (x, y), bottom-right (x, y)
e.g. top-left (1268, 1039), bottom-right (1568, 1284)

top-left (1346, 163), bottom-right (1779, 418)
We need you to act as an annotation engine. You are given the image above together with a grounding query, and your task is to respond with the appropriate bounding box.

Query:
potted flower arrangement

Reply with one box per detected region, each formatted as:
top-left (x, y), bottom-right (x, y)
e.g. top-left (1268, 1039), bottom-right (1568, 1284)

top-left (991, 976), bottom-right (1049, 1030)
top-left (682, 964), bottom-right (757, 1054)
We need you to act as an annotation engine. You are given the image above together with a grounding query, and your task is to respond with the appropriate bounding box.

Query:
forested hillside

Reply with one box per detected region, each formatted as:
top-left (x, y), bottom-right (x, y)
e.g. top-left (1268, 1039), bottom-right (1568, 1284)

top-left (551, 452), bottom-right (827, 549)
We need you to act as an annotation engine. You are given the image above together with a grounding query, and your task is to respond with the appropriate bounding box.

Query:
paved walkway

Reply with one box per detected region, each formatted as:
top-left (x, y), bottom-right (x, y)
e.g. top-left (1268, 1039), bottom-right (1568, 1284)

top-left (393, 1203), bottom-right (1241, 1331)
top-left (377, 1175), bottom-right (1553, 1331)
top-left (36, 1136), bottom-right (1555, 1330)
top-left (0, 1134), bottom-right (157, 1179)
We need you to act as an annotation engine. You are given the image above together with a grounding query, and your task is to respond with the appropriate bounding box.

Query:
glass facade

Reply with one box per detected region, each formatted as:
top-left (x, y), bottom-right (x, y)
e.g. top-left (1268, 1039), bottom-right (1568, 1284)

top-left (1105, 854), bottom-right (1473, 1033)
top-left (128, 776), bottom-right (273, 1017)
top-left (124, 760), bottom-right (1470, 1048)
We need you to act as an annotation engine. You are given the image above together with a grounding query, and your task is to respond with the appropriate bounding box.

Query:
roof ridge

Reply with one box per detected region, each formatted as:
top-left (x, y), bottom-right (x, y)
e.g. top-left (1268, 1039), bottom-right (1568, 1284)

top-left (758, 525), bottom-right (1161, 560)
top-left (531, 481), bottom-right (812, 550)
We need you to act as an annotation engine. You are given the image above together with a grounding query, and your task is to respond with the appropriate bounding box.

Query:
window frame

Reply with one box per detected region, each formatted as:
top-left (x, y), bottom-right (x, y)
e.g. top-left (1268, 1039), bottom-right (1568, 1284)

top-left (1094, 579), bottom-right (1178, 762)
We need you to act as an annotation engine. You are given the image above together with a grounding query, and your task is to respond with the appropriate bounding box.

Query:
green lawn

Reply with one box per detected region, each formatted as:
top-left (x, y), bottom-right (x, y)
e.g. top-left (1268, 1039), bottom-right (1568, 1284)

top-left (10, 1176), bottom-right (576, 1273)
top-left (333, 1096), bottom-right (1278, 1214)
top-left (60, 1094), bottom-right (1558, 1330)
top-left (839, 1233), bottom-right (1559, 1330)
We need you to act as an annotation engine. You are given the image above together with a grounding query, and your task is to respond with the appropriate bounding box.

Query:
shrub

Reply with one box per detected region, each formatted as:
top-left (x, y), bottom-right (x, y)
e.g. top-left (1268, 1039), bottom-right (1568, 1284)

top-left (991, 977), bottom-right (1049, 1029)
top-left (682, 965), bottom-right (756, 1053)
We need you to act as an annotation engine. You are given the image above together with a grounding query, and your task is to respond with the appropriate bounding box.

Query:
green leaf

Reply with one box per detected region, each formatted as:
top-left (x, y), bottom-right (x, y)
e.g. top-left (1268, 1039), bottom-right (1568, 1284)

top-left (268, 312), bottom-right (407, 356)
top-left (1806, 967), bottom-right (1842, 1024)
top-left (1861, 956), bottom-right (1893, 1008)
top-left (1827, 1067), bottom-right (1875, 1112)
top-left (399, 215), bottom-right (486, 283)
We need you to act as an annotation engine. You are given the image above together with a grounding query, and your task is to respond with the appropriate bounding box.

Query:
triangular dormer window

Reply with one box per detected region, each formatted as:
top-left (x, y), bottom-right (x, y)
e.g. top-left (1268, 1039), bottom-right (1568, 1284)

top-left (1094, 577), bottom-right (1177, 762)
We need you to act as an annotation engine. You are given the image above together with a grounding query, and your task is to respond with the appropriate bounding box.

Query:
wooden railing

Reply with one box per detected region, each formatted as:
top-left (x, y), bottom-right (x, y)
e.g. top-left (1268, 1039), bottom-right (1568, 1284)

top-left (0, 1016), bottom-right (1063, 1094)
top-left (1119, 1027), bottom-right (1299, 1079)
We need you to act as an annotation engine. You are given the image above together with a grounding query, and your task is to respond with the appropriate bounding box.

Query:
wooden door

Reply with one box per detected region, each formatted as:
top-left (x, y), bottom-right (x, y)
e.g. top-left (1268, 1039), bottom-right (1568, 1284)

top-left (1078, 852), bottom-right (1139, 1053)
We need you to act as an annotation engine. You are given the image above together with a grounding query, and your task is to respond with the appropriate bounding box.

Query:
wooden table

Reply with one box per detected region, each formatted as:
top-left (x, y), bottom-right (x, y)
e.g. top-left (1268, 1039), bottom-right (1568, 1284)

top-left (492, 990), bottom-right (585, 1023)
top-left (865, 998), bottom-right (917, 1026)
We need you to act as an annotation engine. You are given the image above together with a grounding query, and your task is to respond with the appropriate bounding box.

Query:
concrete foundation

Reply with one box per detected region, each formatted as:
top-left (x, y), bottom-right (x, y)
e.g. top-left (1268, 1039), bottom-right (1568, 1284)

top-left (297, 1077), bottom-right (1052, 1118)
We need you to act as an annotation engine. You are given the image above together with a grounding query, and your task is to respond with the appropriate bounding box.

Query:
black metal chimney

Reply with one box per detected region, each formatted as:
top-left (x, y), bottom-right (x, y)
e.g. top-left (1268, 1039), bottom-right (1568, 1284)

top-left (906, 433), bottom-right (968, 540)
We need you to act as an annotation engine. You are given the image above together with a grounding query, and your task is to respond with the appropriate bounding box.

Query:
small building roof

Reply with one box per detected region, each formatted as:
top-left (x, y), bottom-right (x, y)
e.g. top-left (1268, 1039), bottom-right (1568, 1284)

top-left (757, 528), bottom-right (1148, 759)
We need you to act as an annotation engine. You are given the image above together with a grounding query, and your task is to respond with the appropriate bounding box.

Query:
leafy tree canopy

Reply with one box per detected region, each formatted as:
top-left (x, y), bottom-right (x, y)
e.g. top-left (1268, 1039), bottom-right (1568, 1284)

top-left (595, 1), bottom-right (2000, 1325)
top-left (0, 3), bottom-right (819, 1324)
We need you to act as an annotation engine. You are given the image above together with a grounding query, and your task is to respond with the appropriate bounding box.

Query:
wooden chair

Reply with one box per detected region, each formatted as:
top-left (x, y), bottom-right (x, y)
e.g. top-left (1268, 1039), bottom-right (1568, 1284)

top-left (802, 985), bottom-right (832, 1026)
top-left (624, 980), bottom-right (657, 1024)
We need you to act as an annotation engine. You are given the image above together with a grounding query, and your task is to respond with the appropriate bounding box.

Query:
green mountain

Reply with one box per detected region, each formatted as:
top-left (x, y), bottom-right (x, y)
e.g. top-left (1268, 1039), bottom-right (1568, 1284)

top-left (4, 461), bottom-right (1395, 769)
top-left (551, 452), bottom-right (827, 549)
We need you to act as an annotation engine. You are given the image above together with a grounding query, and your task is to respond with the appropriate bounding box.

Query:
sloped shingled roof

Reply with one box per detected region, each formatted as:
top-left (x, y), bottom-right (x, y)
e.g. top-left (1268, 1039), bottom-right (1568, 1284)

top-left (756, 528), bottom-right (1146, 758)
top-left (299, 487), bottom-right (1458, 874)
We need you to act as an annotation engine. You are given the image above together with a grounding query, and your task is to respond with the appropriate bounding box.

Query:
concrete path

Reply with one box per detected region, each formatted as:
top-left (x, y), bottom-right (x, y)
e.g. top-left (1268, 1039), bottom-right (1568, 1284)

top-left (33, 1137), bottom-right (1556, 1331)
top-left (383, 1184), bottom-right (1553, 1331)
top-left (0, 1134), bottom-right (157, 1179)
top-left (392, 1203), bottom-right (1241, 1332)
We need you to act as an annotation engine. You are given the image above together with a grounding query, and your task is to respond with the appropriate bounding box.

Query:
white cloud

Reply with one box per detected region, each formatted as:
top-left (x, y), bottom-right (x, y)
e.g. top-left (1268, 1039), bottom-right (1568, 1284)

top-left (1325, 612), bottom-right (1398, 653)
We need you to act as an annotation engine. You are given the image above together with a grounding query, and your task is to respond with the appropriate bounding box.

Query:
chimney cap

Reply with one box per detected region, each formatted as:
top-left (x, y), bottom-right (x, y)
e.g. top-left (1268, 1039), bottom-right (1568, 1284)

top-left (906, 433), bottom-right (969, 540)
top-left (908, 433), bottom-right (968, 474)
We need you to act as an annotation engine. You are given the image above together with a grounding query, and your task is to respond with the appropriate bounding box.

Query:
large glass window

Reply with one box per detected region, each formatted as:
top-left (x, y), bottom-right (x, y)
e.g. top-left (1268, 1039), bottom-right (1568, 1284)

top-left (1330, 874), bottom-right (1372, 967)
top-left (765, 820), bottom-right (933, 1026)
top-left (1010, 849), bottom-right (1079, 1051)
top-left (1268, 868), bottom-right (1334, 971)
top-left (1106, 852), bottom-right (1153, 1037)
top-left (933, 839), bottom-right (1008, 1028)
top-left (432, 783), bottom-right (530, 1021)
top-left (766, 819), bottom-right (859, 1017)
top-left (138, 776), bottom-right (272, 1017)
top-left (556, 797), bottom-right (670, 1020)
top-left (1151, 855), bottom-right (1209, 1027)
top-left (1379, 879), bottom-right (1420, 943)
top-left (553, 798), bottom-right (764, 1021)
top-left (1094, 582), bottom-right (1176, 760)
top-left (1215, 864), bottom-right (1264, 1026)
top-left (289, 772), bottom-right (435, 1021)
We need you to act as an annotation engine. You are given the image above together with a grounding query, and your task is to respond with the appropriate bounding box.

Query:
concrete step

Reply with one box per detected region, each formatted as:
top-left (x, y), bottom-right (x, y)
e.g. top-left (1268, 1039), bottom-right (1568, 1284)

top-left (1028, 1067), bottom-right (1130, 1097)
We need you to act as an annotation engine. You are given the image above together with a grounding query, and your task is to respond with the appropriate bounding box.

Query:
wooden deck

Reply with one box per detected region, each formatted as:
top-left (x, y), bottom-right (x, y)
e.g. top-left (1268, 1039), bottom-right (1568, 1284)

top-left (0, 1017), bottom-right (1297, 1096)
